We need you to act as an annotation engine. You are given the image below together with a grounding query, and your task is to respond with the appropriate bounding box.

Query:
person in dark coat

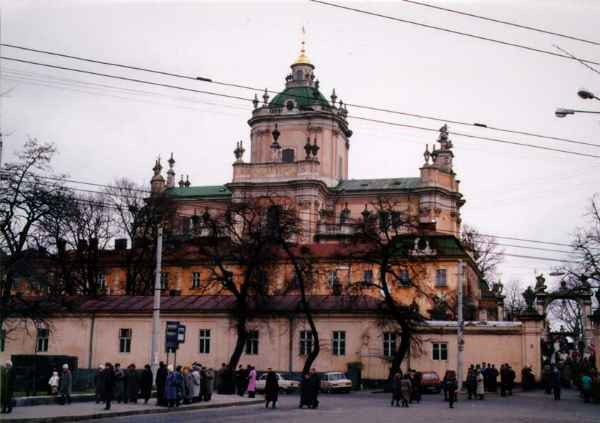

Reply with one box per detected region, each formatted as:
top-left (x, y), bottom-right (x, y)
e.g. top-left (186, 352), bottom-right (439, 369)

top-left (59, 364), bottom-right (73, 405)
top-left (445, 371), bottom-right (457, 409)
top-left (101, 363), bottom-right (115, 411)
top-left (466, 366), bottom-right (477, 400)
top-left (489, 364), bottom-right (499, 393)
top-left (299, 368), bottom-right (319, 409)
top-left (203, 367), bottom-right (214, 401)
top-left (156, 362), bottom-right (167, 406)
top-left (140, 365), bottom-right (153, 404)
top-left (507, 365), bottom-right (515, 395)
top-left (216, 363), bottom-right (226, 394)
top-left (165, 365), bottom-right (177, 408)
top-left (410, 371), bottom-right (422, 404)
top-left (125, 364), bottom-right (139, 403)
top-left (390, 372), bottom-right (402, 407)
top-left (264, 368), bottom-right (279, 409)
top-left (0, 361), bottom-right (15, 414)
top-left (235, 365), bottom-right (246, 397)
top-left (551, 366), bottom-right (561, 400)
top-left (94, 365), bottom-right (105, 404)
top-left (175, 366), bottom-right (184, 407)
top-left (114, 363), bottom-right (125, 403)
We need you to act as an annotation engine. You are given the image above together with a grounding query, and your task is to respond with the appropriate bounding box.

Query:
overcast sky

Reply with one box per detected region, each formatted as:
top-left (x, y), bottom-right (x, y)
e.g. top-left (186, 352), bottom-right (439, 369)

top-left (2, 0), bottom-right (599, 291)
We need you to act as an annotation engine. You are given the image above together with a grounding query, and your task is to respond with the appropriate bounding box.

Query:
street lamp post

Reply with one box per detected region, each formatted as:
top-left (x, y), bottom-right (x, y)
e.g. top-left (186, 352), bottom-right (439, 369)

top-left (555, 88), bottom-right (600, 118)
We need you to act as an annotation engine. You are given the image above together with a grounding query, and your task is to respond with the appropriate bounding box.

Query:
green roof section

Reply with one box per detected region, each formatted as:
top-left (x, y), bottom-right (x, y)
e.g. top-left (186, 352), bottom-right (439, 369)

top-left (166, 185), bottom-right (231, 198)
top-left (333, 178), bottom-right (422, 192)
top-left (269, 86), bottom-right (330, 109)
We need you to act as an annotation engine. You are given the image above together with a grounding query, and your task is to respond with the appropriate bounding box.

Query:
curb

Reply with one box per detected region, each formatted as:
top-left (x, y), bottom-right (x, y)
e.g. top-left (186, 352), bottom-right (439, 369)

top-left (0, 399), bottom-right (263, 423)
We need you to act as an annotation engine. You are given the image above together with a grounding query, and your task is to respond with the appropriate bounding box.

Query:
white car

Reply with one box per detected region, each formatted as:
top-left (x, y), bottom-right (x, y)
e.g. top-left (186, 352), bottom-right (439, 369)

top-left (256, 372), bottom-right (300, 393)
top-left (320, 372), bottom-right (353, 393)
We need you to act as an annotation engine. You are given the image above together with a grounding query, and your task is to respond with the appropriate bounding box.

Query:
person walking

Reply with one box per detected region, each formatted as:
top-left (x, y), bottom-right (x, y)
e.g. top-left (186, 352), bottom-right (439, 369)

top-left (156, 362), bottom-right (167, 406)
top-left (235, 365), bottom-right (246, 397)
top-left (500, 364), bottom-right (508, 397)
top-left (542, 364), bottom-right (552, 394)
top-left (102, 363), bottom-right (115, 411)
top-left (507, 365), bottom-right (515, 396)
top-left (0, 361), bottom-right (15, 414)
top-left (264, 368), bottom-right (279, 409)
top-left (411, 371), bottom-right (422, 404)
top-left (391, 372), bottom-right (402, 407)
top-left (581, 373), bottom-right (592, 403)
top-left (114, 363), bottom-right (125, 403)
top-left (247, 366), bottom-right (257, 398)
top-left (165, 365), bottom-right (177, 408)
top-left (125, 364), bottom-right (139, 404)
top-left (140, 365), bottom-right (153, 404)
top-left (466, 366), bottom-right (477, 400)
top-left (59, 364), bottom-right (72, 405)
top-left (400, 374), bottom-right (412, 408)
top-left (49, 371), bottom-right (60, 396)
top-left (445, 371), bottom-right (458, 409)
top-left (476, 366), bottom-right (485, 400)
top-left (94, 365), bottom-right (105, 403)
top-left (551, 366), bottom-right (561, 401)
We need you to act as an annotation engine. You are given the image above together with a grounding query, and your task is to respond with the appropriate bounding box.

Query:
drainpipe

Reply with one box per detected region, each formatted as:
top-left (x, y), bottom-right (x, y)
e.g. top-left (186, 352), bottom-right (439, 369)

top-left (88, 312), bottom-right (96, 368)
top-left (288, 316), bottom-right (294, 373)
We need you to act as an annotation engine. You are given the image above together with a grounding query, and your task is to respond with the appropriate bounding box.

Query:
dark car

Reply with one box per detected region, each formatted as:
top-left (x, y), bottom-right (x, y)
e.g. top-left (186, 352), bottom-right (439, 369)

top-left (420, 371), bottom-right (442, 393)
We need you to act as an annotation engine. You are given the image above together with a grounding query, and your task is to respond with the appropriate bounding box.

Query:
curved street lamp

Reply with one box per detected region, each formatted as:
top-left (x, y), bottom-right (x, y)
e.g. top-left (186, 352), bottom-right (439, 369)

top-left (555, 107), bottom-right (600, 118)
top-left (577, 88), bottom-right (599, 101)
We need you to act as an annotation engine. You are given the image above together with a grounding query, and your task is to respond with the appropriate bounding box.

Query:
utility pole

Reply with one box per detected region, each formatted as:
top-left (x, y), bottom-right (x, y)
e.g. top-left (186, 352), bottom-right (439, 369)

top-left (150, 225), bottom-right (163, 379)
top-left (457, 260), bottom-right (465, 391)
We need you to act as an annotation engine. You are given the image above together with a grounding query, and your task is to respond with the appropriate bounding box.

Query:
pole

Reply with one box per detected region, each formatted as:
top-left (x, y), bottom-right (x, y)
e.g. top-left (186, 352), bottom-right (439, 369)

top-left (457, 260), bottom-right (465, 391)
top-left (150, 225), bottom-right (163, 379)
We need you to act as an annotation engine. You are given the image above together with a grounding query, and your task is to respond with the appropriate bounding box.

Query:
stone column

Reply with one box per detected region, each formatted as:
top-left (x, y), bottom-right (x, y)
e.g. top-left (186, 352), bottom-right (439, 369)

top-left (590, 313), bottom-right (600, 370)
top-left (518, 313), bottom-right (545, 381)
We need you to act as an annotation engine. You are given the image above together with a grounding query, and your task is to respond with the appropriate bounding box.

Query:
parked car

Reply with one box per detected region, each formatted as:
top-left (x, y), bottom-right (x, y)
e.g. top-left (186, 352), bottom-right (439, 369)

top-left (255, 372), bottom-right (300, 393)
top-left (320, 372), bottom-right (353, 393)
top-left (420, 371), bottom-right (442, 393)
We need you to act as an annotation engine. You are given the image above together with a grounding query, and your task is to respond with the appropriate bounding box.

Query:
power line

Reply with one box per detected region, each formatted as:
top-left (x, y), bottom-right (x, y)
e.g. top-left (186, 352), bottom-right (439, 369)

top-left (398, 0), bottom-right (600, 46)
top-left (2, 55), bottom-right (599, 160)
top-left (308, 0), bottom-right (600, 67)
top-left (3, 43), bottom-right (599, 149)
top-left (349, 115), bottom-right (600, 159)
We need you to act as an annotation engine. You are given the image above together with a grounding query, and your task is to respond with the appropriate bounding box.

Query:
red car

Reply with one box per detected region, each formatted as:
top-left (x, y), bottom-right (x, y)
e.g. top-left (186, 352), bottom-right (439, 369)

top-left (420, 371), bottom-right (442, 393)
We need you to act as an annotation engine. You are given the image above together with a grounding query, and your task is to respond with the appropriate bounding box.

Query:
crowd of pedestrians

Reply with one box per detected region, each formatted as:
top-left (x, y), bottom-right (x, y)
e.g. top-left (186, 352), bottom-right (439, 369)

top-left (390, 369), bottom-right (423, 408)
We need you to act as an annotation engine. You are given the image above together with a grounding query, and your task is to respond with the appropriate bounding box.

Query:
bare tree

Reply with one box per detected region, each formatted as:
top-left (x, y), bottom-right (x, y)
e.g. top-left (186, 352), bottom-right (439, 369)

top-left (0, 139), bottom-right (70, 334)
top-left (191, 199), bottom-right (284, 369)
top-left (461, 224), bottom-right (504, 283)
top-left (343, 198), bottom-right (438, 381)
top-left (503, 279), bottom-right (526, 321)
top-left (105, 178), bottom-right (171, 295)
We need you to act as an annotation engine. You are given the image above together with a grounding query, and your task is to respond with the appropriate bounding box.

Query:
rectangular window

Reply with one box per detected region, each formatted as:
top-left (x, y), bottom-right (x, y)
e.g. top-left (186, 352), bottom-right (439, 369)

top-left (432, 342), bottom-right (448, 361)
top-left (435, 269), bottom-right (447, 287)
top-left (36, 328), bottom-right (49, 352)
top-left (96, 273), bottom-right (106, 291)
top-left (328, 271), bottom-right (339, 289)
top-left (299, 330), bottom-right (313, 356)
top-left (199, 329), bottom-right (211, 354)
top-left (332, 331), bottom-right (346, 356)
top-left (192, 272), bottom-right (201, 289)
top-left (383, 332), bottom-right (396, 357)
top-left (245, 330), bottom-right (259, 355)
top-left (398, 269), bottom-right (411, 286)
top-left (119, 328), bottom-right (132, 353)
top-left (0, 329), bottom-right (5, 352)
top-left (160, 272), bottom-right (169, 290)
top-left (363, 270), bottom-right (373, 285)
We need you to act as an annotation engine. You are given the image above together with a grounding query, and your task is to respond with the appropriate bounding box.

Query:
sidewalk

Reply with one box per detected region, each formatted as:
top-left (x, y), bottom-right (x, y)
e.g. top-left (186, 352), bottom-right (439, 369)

top-left (0, 395), bottom-right (262, 423)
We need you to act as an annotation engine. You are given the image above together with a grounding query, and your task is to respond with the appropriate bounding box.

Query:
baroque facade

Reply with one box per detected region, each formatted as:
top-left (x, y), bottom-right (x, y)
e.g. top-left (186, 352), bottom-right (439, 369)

top-left (5, 45), bottom-right (556, 382)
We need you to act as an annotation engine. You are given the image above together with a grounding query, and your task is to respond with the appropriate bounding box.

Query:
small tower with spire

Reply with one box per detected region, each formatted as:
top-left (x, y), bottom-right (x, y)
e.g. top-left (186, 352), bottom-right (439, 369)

top-left (166, 153), bottom-right (176, 188)
top-left (150, 157), bottom-right (165, 194)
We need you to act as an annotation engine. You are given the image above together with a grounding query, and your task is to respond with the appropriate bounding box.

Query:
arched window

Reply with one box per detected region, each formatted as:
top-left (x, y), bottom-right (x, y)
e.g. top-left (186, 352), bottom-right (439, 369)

top-left (282, 149), bottom-right (295, 163)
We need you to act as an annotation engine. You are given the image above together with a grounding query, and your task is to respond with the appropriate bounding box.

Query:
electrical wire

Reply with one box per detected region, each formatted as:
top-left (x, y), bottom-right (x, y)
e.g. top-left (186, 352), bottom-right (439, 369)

top-left (308, 0), bottom-right (600, 66)
top-left (3, 42), bottom-right (599, 149)
top-left (2, 55), bottom-right (599, 160)
top-left (398, 0), bottom-right (600, 46)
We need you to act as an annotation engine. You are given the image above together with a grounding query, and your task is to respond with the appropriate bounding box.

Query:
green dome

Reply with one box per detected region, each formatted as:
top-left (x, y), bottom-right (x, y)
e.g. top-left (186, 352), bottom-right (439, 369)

top-left (269, 86), bottom-right (330, 110)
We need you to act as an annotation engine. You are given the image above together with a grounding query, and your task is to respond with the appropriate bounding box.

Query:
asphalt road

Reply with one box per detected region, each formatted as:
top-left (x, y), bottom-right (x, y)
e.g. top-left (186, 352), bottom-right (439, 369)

top-left (86, 390), bottom-right (599, 423)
